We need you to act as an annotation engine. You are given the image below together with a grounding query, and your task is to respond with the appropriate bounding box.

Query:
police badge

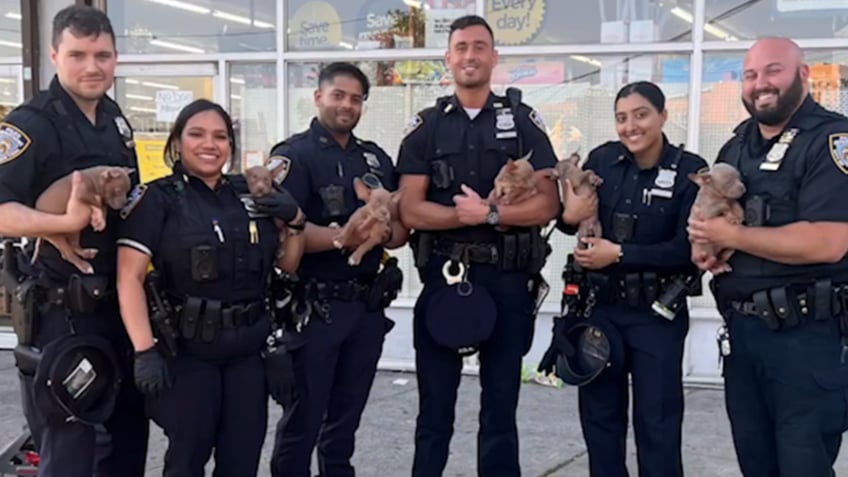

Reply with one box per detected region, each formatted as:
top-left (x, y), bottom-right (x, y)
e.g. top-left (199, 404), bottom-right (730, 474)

top-left (114, 117), bottom-right (134, 148)
top-left (829, 133), bottom-right (848, 175)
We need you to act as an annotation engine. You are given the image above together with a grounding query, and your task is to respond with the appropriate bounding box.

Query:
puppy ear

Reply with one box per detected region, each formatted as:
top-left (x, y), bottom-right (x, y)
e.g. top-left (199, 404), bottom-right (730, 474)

top-left (505, 158), bottom-right (516, 170)
top-left (353, 177), bottom-right (370, 201)
top-left (123, 168), bottom-right (137, 176)
top-left (544, 168), bottom-right (559, 180)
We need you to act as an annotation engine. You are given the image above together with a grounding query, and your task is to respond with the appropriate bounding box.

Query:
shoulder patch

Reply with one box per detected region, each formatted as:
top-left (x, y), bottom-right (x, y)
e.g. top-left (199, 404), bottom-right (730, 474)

top-left (266, 155), bottom-right (292, 184)
top-left (829, 133), bottom-right (848, 175)
top-left (403, 114), bottom-right (423, 139)
top-left (120, 184), bottom-right (147, 219)
top-left (0, 122), bottom-right (31, 165)
top-left (529, 109), bottom-right (547, 133)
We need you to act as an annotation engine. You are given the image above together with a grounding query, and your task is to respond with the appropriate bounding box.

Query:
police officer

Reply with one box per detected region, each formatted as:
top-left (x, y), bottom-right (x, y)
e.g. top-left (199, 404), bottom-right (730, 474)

top-left (269, 62), bottom-right (407, 477)
top-left (688, 37), bottom-right (848, 477)
top-left (0, 6), bottom-right (148, 476)
top-left (116, 99), bottom-right (304, 476)
top-left (396, 16), bottom-right (560, 476)
top-left (544, 81), bottom-right (706, 477)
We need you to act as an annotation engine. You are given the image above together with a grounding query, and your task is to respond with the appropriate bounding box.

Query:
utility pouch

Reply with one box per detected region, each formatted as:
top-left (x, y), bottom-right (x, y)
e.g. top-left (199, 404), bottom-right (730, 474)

top-left (625, 273), bottom-right (641, 308)
top-left (516, 233), bottom-right (531, 271)
top-left (10, 278), bottom-right (37, 346)
top-left (67, 274), bottom-right (108, 314)
top-left (643, 272), bottom-right (658, 304)
top-left (200, 300), bottom-right (222, 343)
top-left (752, 290), bottom-right (780, 331)
top-left (500, 235), bottom-right (517, 271)
top-left (769, 287), bottom-right (796, 328)
top-left (815, 279), bottom-right (833, 321)
top-left (180, 296), bottom-right (202, 339)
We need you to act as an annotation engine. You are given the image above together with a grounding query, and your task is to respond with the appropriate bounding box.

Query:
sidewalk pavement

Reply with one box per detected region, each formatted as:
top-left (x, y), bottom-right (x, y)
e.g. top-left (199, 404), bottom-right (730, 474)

top-left (0, 351), bottom-right (846, 476)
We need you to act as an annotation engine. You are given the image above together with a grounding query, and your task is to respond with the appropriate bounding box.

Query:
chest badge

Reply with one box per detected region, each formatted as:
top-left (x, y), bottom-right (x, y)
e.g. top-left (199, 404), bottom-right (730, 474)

top-left (829, 133), bottom-right (848, 175)
top-left (363, 152), bottom-right (380, 170)
top-left (760, 128), bottom-right (798, 171)
top-left (495, 107), bottom-right (517, 139)
top-left (114, 117), bottom-right (134, 148)
top-left (654, 168), bottom-right (677, 189)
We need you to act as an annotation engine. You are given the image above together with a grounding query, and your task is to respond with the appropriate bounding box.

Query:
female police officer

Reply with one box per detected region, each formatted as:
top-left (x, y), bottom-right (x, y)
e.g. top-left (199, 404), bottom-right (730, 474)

top-left (555, 81), bottom-right (706, 477)
top-left (114, 99), bottom-right (305, 476)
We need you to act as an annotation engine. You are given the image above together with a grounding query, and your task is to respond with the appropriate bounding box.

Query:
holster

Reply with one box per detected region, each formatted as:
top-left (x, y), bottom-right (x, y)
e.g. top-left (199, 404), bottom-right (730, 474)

top-left (144, 271), bottom-right (179, 358)
top-left (410, 232), bottom-right (434, 282)
top-left (752, 290), bottom-right (780, 331)
top-left (366, 257), bottom-right (404, 312)
top-left (13, 344), bottom-right (40, 376)
top-left (625, 273), bottom-right (641, 308)
top-left (10, 278), bottom-right (37, 346)
top-left (67, 274), bottom-right (108, 314)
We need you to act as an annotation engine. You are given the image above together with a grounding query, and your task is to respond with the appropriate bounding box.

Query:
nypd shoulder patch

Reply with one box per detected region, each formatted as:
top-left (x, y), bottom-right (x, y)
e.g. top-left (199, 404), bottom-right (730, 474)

top-left (529, 109), bottom-right (547, 133)
top-left (0, 122), bottom-right (31, 165)
top-left (266, 155), bottom-right (292, 184)
top-left (403, 114), bottom-right (423, 139)
top-left (120, 184), bottom-right (147, 219)
top-left (829, 133), bottom-right (848, 175)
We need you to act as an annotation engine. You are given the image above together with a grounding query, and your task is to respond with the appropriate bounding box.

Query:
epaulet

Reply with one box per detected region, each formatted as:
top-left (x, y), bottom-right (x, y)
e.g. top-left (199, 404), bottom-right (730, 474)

top-left (270, 130), bottom-right (310, 153)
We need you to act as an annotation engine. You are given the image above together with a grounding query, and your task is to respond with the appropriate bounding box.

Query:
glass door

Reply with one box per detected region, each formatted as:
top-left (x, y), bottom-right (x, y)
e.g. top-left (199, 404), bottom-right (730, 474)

top-left (112, 63), bottom-right (218, 184)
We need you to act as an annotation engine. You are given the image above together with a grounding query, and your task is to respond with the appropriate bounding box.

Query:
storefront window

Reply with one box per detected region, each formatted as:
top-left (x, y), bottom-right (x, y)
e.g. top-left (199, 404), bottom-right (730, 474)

top-left (0, 0), bottom-right (20, 58)
top-left (484, 0), bottom-right (695, 46)
top-left (288, 54), bottom-right (689, 300)
top-left (706, 0), bottom-right (848, 40)
top-left (285, 0), bottom-right (475, 51)
top-left (109, 0), bottom-right (276, 54)
top-left (230, 63), bottom-right (278, 173)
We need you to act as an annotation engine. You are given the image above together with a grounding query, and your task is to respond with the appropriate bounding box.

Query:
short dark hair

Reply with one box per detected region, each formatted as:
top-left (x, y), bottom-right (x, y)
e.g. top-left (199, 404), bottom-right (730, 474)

top-left (448, 15), bottom-right (495, 44)
top-left (318, 62), bottom-right (370, 100)
top-left (164, 99), bottom-right (236, 168)
top-left (52, 5), bottom-right (116, 50)
top-left (615, 81), bottom-right (666, 112)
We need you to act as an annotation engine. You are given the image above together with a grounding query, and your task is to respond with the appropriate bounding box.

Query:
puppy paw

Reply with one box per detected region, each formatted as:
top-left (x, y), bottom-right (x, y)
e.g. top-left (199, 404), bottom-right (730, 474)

top-left (347, 256), bottom-right (361, 266)
top-left (76, 248), bottom-right (99, 259)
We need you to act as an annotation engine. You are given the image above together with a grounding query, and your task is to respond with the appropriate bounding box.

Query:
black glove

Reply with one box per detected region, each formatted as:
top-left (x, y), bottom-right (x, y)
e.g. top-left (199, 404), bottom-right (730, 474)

top-left (254, 188), bottom-right (300, 223)
top-left (263, 343), bottom-right (298, 408)
top-left (537, 316), bottom-right (575, 376)
top-left (133, 347), bottom-right (171, 398)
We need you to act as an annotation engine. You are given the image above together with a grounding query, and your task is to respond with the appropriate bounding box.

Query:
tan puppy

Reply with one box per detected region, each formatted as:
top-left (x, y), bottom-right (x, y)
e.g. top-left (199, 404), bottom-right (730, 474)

top-left (488, 153), bottom-right (538, 206)
top-left (32, 166), bottom-right (133, 274)
top-left (688, 163), bottom-right (746, 273)
top-left (244, 165), bottom-right (288, 260)
top-left (547, 153), bottom-right (603, 249)
top-left (332, 178), bottom-right (400, 266)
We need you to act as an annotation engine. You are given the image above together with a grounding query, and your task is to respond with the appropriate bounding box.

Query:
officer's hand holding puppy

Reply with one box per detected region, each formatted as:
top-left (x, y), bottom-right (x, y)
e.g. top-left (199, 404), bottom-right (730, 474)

top-left (687, 216), bottom-right (742, 259)
top-left (561, 178), bottom-right (598, 225)
top-left (573, 237), bottom-right (622, 270)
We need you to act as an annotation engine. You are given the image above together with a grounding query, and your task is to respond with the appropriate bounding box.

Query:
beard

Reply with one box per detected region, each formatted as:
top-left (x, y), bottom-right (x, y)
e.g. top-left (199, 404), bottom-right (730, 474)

top-left (322, 111), bottom-right (360, 134)
top-left (742, 70), bottom-right (804, 126)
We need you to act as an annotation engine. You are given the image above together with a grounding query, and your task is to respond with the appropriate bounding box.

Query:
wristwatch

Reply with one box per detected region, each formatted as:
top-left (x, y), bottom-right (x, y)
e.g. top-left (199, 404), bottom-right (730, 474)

top-left (486, 204), bottom-right (500, 226)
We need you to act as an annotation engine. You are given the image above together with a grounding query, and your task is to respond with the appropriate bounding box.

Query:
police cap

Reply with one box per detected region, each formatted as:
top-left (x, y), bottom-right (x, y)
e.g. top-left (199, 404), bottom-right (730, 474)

top-left (33, 334), bottom-right (122, 426)
top-left (555, 316), bottom-right (623, 386)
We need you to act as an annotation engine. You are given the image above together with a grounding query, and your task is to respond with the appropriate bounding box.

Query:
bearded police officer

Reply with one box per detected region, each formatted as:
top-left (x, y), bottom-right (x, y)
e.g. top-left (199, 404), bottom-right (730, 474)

top-left (689, 37), bottom-right (848, 477)
top-left (397, 15), bottom-right (560, 476)
top-left (0, 6), bottom-right (147, 477)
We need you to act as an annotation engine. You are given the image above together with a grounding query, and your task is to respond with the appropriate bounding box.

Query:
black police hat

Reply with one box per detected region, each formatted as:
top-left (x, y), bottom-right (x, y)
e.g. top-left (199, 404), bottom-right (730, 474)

top-left (33, 334), bottom-right (122, 426)
top-left (425, 281), bottom-right (496, 356)
top-left (555, 316), bottom-right (623, 386)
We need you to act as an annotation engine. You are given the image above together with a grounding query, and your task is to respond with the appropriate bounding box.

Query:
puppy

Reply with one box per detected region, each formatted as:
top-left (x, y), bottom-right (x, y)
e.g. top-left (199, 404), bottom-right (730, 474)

top-left (245, 165), bottom-right (288, 260)
top-left (32, 166), bottom-right (133, 274)
top-left (688, 163), bottom-right (746, 273)
top-left (332, 178), bottom-right (400, 266)
top-left (547, 153), bottom-right (603, 249)
top-left (488, 153), bottom-right (538, 206)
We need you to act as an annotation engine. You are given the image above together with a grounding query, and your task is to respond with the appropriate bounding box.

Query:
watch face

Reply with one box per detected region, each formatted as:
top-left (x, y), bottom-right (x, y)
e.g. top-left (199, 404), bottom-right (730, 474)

top-left (487, 211), bottom-right (498, 225)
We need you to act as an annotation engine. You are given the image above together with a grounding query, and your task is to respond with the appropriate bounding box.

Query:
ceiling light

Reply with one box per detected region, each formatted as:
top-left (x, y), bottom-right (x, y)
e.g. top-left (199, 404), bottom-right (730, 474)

top-left (339, 41), bottom-right (354, 49)
top-left (230, 78), bottom-right (245, 84)
top-left (140, 80), bottom-right (180, 90)
top-left (0, 40), bottom-right (21, 48)
top-left (230, 94), bottom-right (242, 100)
top-left (145, 0), bottom-right (210, 14)
top-left (253, 20), bottom-right (274, 29)
top-left (126, 93), bottom-right (153, 101)
top-left (213, 10), bottom-right (252, 26)
top-left (570, 55), bottom-right (602, 67)
top-left (129, 106), bottom-right (157, 113)
top-left (150, 39), bottom-right (205, 54)
top-left (125, 79), bottom-right (140, 84)
top-left (4, 12), bottom-right (21, 20)
top-left (671, 6), bottom-right (736, 41)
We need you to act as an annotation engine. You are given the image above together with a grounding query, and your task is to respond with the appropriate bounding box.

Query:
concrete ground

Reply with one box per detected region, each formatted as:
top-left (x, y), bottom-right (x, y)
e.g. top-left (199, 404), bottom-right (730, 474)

top-left (0, 351), bottom-right (846, 476)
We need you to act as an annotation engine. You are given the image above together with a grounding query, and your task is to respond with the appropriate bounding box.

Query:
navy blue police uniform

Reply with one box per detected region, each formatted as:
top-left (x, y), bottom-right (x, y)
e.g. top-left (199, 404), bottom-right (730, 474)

top-left (0, 76), bottom-right (148, 477)
top-left (117, 161), bottom-right (279, 476)
top-left (396, 93), bottom-right (557, 476)
top-left (711, 95), bottom-right (848, 476)
top-left (269, 118), bottom-right (397, 477)
top-left (564, 137), bottom-right (706, 477)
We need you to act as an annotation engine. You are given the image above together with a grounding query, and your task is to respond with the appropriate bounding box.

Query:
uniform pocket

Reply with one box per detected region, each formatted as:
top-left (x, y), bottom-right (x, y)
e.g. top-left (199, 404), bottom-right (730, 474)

top-left (812, 366), bottom-right (848, 432)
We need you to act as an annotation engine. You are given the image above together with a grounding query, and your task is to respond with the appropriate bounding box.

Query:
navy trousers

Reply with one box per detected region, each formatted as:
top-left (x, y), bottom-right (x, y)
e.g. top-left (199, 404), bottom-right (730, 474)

top-left (411, 259), bottom-right (535, 477)
top-left (271, 300), bottom-right (389, 477)
top-left (722, 309), bottom-right (848, 477)
top-left (578, 304), bottom-right (689, 477)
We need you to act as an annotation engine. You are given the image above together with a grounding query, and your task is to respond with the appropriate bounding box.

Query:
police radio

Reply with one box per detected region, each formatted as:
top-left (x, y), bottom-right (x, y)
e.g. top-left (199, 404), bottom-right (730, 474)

top-left (652, 272), bottom-right (703, 320)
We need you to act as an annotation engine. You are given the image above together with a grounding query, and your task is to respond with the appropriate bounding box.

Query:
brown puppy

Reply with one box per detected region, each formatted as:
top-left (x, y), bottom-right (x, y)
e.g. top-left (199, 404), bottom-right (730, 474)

top-left (332, 178), bottom-right (400, 266)
top-left (32, 166), bottom-right (133, 274)
top-left (547, 153), bottom-right (603, 249)
top-left (244, 165), bottom-right (288, 260)
top-left (488, 153), bottom-right (538, 206)
top-left (688, 163), bottom-right (746, 273)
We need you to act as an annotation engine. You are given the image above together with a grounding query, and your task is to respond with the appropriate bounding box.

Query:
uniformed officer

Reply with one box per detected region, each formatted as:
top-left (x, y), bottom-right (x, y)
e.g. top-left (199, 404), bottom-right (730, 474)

top-left (396, 16), bottom-right (560, 476)
top-left (546, 81), bottom-right (707, 477)
top-left (115, 99), bottom-right (304, 476)
top-left (269, 62), bottom-right (408, 477)
top-left (688, 37), bottom-right (848, 477)
top-left (0, 6), bottom-right (148, 476)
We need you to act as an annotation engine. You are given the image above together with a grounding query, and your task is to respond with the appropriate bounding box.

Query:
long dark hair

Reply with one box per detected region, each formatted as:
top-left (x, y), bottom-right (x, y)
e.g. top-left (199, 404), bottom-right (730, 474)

top-left (163, 99), bottom-right (236, 168)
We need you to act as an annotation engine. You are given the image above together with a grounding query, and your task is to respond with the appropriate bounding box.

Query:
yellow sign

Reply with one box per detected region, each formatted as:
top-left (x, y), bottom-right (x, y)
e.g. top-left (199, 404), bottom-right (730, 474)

top-left (289, 0), bottom-right (343, 50)
top-left (486, 0), bottom-right (545, 46)
top-left (134, 138), bottom-right (170, 184)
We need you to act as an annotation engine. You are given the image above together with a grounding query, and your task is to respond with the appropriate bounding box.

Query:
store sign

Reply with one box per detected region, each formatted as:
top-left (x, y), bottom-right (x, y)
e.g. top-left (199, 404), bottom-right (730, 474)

top-left (487, 0), bottom-right (546, 46)
top-left (777, 0), bottom-right (848, 11)
top-left (288, 0), bottom-right (343, 49)
top-left (155, 90), bottom-right (193, 123)
top-left (492, 62), bottom-right (564, 85)
top-left (425, 9), bottom-right (466, 48)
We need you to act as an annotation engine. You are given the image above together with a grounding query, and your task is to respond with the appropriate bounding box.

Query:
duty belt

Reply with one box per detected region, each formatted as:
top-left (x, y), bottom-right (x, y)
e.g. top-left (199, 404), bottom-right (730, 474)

top-left (432, 240), bottom-right (500, 265)
top-left (588, 271), bottom-right (687, 308)
top-left (174, 297), bottom-right (265, 330)
top-left (303, 279), bottom-right (373, 302)
top-left (730, 281), bottom-right (847, 326)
